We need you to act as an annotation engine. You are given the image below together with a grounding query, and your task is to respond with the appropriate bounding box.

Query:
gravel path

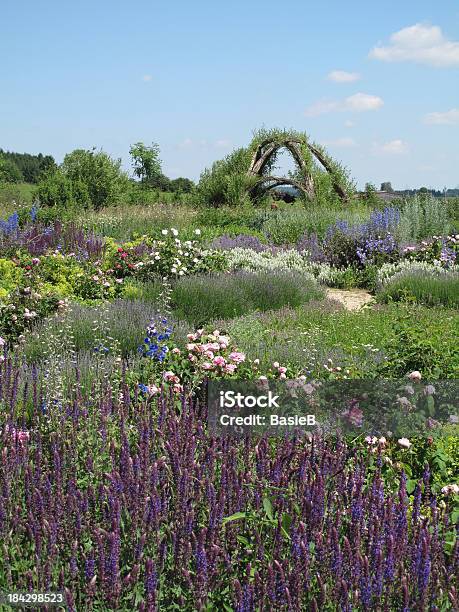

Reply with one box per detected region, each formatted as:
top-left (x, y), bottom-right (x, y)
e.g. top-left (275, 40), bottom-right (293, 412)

top-left (325, 288), bottom-right (374, 311)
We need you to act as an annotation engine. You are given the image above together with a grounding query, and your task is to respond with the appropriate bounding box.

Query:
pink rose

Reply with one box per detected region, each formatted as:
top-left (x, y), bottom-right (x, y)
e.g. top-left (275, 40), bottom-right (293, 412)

top-left (213, 356), bottom-right (226, 367)
top-left (202, 362), bottom-right (214, 370)
top-left (229, 351), bottom-right (246, 364)
top-left (224, 364), bottom-right (237, 374)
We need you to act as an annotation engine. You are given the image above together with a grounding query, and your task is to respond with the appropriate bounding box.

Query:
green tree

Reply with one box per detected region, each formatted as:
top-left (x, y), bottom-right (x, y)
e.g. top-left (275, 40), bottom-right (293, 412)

top-left (61, 148), bottom-right (128, 209)
top-left (169, 177), bottom-right (195, 193)
top-left (129, 142), bottom-right (163, 186)
top-left (380, 181), bottom-right (393, 193)
top-left (0, 158), bottom-right (23, 183)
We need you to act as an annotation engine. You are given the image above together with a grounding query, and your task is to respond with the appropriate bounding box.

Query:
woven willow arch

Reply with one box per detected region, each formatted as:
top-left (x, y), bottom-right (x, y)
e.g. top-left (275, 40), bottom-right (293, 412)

top-left (247, 137), bottom-right (348, 202)
top-left (197, 128), bottom-right (354, 207)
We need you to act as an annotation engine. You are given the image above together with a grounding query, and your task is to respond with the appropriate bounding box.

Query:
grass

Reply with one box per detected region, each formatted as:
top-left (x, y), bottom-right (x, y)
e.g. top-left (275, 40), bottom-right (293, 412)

top-left (75, 203), bottom-right (198, 240)
top-left (0, 182), bottom-right (35, 216)
top-left (25, 299), bottom-right (160, 360)
top-left (377, 271), bottom-right (459, 308)
top-left (170, 270), bottom-right (325, 327)
top-left (220, 302), bottom-right (459, 378)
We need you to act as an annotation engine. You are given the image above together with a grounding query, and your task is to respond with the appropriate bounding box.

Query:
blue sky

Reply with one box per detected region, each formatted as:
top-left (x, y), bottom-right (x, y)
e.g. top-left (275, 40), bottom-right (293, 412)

top-left (1, 0), bottom-right (458, 189)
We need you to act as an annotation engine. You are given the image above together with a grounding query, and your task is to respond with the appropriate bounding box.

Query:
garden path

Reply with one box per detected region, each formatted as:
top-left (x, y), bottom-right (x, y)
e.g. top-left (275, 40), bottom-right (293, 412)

top-left (325, 288), bottom-right (374, 311)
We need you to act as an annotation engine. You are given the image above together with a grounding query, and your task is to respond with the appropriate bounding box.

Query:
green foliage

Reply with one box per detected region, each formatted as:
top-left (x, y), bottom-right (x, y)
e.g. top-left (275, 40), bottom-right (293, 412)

top-left (197, 147), bottom-right (254, 207)
top-left (129, 141), bottom-right (163, 186)
top-left (196, 127), bottom-right (355, 207)
top-left (0, 148), bottom-right (55, 183)
top-left (379, 305), bottom-right (459, 379)
top-left (170, 271), bottom-right (324, 326)
top-left (35, 169), bottom-right (89, 209)
top-left (363, 182), bottom-right (380, 206)
top-left (395, 195), bottom-right (452, 242)
top-left (377, 271), bottom-right (459, 308)
top-left (61, 148), bottom-right (129, 210)
top-left (169, 177), bottom-right (195, 193)
top-left (0, 158), bottom-right (23, 183)
top-left (0, 258), bottom-right (24, 300)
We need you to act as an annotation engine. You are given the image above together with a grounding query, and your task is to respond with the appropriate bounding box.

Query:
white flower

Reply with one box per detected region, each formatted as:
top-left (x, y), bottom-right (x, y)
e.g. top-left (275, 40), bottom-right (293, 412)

top-left (171, 228), bottom-right (179, 236)
top-left (441, 484), bottom-right (459, 496)
top-left (161, 229), bottom-right (168, 235)
top-left (398, 437), bottom-right (412, 449)
top-left (365, 436), bottom-right (378, 445)
top-left (408, 371), bottom-right (422, 382)
top-left (194, 229), bottom-right (201, 235)
top-left (423, 385), bottom-right (436, 396)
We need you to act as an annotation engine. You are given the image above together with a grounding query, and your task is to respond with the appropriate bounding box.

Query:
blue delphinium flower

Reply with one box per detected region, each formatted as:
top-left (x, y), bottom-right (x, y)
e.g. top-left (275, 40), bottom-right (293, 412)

top-left (139, 316), bottom-right (173, 362)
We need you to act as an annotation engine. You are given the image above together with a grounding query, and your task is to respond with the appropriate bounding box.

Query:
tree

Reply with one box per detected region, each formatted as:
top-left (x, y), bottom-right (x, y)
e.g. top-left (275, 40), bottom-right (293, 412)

top-left (61, 148), bottom-right (129, 210)
top-left (0, 149), bottom-right (56, 183)
top-left (129, 142), bottom-right (163, 186)
top-left (380, 181), bottom-right (393, 192)
top-left (0, 158), bottom-right (23, 183)
top-left (169, 177), bottom-right (195, 193)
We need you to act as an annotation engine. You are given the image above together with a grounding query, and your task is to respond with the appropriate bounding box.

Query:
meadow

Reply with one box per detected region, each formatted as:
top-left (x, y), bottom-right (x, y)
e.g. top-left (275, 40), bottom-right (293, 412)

top-left (0, 163), bottom-right (458, 610)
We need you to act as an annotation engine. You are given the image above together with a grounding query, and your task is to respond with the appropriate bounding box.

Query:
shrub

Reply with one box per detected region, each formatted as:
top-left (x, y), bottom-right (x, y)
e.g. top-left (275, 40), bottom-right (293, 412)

top-left (377, 270), bottom-right (459, 308)
top-left (60, 149), bottom-right (129, 210)
top-left (35, 169), bottom-right (89, 210)
top-left (395, 195), bottom-right (452, 242)
top-left (170, 271), bottom-right (323, 326)
top-left (0, 258), bottom-right (24, 299)
top-left (377, 260), bottom-right (459, 287)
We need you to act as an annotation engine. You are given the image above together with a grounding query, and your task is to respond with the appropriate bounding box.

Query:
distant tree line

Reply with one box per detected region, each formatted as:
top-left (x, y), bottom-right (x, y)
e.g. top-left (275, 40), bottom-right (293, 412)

top-left (0, 149), bottom-right (55, 183)
top-left (378, 182), bottom-right (459, 197)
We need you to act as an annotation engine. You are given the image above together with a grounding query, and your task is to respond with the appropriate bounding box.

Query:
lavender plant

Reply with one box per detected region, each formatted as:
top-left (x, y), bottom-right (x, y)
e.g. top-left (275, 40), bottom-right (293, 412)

top-left (0, 358), bottom-right (457, 610)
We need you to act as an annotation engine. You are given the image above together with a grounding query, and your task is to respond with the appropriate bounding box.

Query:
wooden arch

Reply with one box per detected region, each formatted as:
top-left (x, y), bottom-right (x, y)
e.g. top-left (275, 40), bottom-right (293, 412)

top-left (247, 138), bottom-right (348, 202)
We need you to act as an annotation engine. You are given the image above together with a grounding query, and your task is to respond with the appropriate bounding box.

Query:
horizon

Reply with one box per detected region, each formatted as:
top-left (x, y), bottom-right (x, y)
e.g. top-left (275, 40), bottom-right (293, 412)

top-left (1, 0), bottom-right (459, 190)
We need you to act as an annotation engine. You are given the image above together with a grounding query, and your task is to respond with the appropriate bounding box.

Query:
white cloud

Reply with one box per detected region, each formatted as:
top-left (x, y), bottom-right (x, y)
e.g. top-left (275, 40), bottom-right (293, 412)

top-left (178, 138), bottom-right (193, 149)
top-left (344, 93), bottom-right (384, 112)
top-left (327, 70), bottom-right (361, 83)
top-left (305, 93), bottom-right (383, 117)
top-left (373, 139), bottom-right (409, 155)
top-left (344, 120), bottom-right (355, 128)
top-left (324, 137), bottom-right (357, 148)
top-left (423, 108), bottom-right (459, 125)
top-left (142, 74), bottom-right (153, 82)
top-left (369, 24), bottom-right (459, 67)
top-left (215, 139), bottom-right (231, 148)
